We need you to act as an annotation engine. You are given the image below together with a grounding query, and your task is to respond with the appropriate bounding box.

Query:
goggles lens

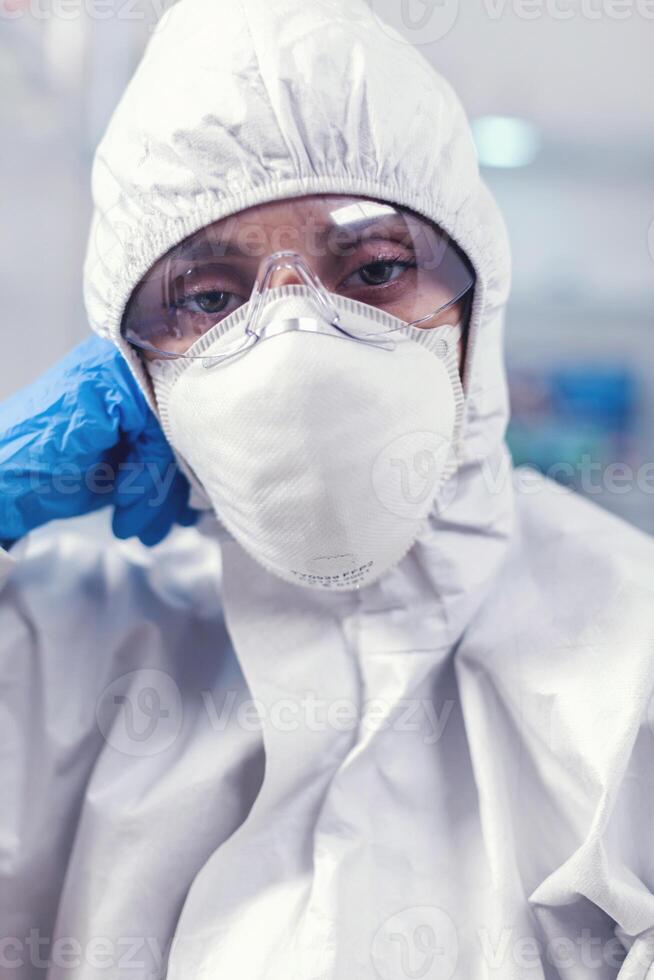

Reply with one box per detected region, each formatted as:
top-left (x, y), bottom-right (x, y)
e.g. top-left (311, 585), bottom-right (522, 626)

top-left (121, 197), bottom-right (475, 358)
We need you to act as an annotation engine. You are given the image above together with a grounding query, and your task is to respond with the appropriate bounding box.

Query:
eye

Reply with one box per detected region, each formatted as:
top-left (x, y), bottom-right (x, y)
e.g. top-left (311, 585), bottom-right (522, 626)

top-left (344, 253), bottom-right (417, 293)
top-left (168, 265), bottom-right (248, 323)
top-left (186, 290), bottom-right (231, 315)
top-left (358, 261), bottom-right (405, 286)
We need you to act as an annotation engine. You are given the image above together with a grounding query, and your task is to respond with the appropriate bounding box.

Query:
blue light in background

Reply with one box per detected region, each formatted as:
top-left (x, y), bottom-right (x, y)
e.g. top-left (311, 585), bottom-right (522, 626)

top-left (507, 366), bottom-right (638, 483)
top-left (471, 115), bottom-right (541, 169)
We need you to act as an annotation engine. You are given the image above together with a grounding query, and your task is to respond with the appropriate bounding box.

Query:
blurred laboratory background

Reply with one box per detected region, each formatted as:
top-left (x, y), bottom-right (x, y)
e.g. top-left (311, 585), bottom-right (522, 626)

top-left (2, 0), bottom-right (653, 529)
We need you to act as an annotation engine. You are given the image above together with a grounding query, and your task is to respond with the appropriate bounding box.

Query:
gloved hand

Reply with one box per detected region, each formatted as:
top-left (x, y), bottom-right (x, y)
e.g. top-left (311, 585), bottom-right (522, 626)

top-left (0, 336), bottom-right (197, 547)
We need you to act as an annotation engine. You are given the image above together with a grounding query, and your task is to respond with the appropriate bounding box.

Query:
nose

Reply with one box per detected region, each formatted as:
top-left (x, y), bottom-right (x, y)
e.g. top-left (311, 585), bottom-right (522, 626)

top-left (266, 265), bottom-right (305, 289)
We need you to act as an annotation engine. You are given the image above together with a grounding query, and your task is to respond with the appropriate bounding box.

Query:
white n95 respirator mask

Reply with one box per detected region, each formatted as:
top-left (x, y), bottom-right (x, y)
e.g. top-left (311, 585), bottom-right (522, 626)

top-left (148, 282), bottom-right (464, 591)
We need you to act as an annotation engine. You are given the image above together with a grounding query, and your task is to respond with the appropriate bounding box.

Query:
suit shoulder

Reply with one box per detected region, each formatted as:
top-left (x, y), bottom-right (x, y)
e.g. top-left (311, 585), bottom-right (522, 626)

top-left (1, 512), bottom-right (224, 646)
top-left (468, 471), bottom-right (654, 653)
top-left (513, 469), bottom-right (654, 585)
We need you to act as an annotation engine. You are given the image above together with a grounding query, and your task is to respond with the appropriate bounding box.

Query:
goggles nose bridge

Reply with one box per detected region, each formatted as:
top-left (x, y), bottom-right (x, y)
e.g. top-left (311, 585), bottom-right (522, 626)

top-left (249, 250), bottom-right (341, 337)
top-left (261, 251), bottom-right (307, 290)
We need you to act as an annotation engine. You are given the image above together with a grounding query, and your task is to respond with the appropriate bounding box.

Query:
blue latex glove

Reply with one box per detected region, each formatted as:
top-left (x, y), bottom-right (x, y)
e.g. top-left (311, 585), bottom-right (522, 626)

top-left (0, 336), bottom-right (197, 547)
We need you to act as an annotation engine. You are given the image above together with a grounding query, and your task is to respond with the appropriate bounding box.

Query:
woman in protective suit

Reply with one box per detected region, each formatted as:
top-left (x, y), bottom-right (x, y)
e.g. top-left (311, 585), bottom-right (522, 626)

top-left (2, 0), bottom-right (654, 977)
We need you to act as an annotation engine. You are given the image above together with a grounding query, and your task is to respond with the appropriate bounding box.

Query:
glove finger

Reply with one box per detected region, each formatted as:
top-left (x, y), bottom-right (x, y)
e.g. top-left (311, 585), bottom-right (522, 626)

top-left (136, 510), bottom-right (177, 547)
top-left (134, 473), bottom-right (190, 546)
top-left (112, 463), bottom-right (192, 545)
top-left (177, 502), bottom-right (200, 528)
top-left (0, 336), bottom-right (143, 537)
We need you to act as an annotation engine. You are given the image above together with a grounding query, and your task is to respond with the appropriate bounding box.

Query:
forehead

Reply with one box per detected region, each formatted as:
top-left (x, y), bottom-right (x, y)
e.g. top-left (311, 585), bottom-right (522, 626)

top-left (207, 194), bottom-right (399, 233)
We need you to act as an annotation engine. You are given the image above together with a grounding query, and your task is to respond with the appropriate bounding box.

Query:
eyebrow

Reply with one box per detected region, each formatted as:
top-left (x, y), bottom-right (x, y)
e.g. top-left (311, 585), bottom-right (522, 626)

top-left (168, 240), bottom-right (250, 262)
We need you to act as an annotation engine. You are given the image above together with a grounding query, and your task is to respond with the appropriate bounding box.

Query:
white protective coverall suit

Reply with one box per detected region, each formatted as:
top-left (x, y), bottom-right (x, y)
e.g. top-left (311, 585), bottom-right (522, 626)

top-left (3, 0), bottom-right (654, 977)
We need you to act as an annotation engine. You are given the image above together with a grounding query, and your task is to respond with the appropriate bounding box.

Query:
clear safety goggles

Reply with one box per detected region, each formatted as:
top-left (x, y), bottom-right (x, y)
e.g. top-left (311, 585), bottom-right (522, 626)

top-left (121, 197), bottom-right (475, 360)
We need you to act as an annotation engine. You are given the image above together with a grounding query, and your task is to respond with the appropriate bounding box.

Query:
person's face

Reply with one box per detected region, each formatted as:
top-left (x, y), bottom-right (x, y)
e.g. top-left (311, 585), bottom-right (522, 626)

top-left (124, 195), bottom-right (472, 372)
